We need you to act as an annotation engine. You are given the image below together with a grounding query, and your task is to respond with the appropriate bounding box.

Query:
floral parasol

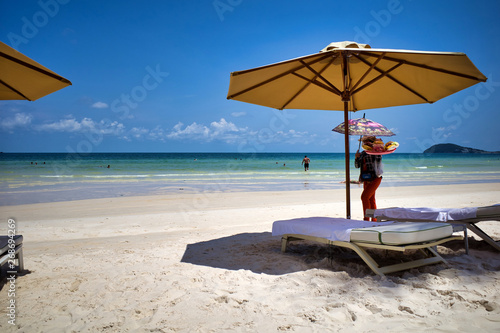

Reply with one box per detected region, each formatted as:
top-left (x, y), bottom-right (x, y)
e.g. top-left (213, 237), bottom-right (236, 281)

top-left (332, 117), bottom-right (395, 137)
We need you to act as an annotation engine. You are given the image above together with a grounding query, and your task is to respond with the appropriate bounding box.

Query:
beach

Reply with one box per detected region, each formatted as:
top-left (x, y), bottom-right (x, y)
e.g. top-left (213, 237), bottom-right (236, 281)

top-left (0, 183), bottom-right (499, 332)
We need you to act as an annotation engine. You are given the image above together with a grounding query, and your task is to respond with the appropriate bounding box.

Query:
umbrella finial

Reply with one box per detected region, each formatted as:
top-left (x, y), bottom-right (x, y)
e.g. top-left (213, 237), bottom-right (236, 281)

top-left (320, 41), bottom-right (372, 52)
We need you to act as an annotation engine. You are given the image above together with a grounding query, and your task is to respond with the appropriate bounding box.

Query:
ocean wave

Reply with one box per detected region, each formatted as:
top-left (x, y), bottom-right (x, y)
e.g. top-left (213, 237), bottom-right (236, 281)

top-left (83, 175), bottom-right (150, 178)
top-left (40, 175), bottom-right (75, 178)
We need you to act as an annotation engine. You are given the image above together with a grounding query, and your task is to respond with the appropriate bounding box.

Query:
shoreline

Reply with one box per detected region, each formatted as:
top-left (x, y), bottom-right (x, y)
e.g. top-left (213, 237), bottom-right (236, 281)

top-left (0, 183), bottom-right (499, 331)
top-left (1, 178), bottom-right (500, 207)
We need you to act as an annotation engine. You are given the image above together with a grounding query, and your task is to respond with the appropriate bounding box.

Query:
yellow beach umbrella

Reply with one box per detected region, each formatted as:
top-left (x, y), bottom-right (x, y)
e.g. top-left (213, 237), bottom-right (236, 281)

top-left (0, 41), bottom-right (71, 101)
top-left (227, 41), bottom-right (487, 218)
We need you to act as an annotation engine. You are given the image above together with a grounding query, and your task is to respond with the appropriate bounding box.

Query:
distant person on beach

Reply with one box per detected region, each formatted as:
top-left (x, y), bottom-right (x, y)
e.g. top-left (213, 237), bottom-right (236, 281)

top-left (302, 156), bottom-right (310, 171)
top-left (355, 136), bottom-right (383, 221)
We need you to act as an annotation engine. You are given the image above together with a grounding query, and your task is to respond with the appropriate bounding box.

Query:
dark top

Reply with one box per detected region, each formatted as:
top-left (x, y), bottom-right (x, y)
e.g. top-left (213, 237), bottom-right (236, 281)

top-left (355, 151), bottom-right (382, 182)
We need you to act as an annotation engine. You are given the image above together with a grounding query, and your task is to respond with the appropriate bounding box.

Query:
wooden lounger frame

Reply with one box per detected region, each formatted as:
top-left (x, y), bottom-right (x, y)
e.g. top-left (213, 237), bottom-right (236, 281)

top-left (280, 234), bottom-right (462, 276)
top-left (365, 208), bottom-right (500, 253)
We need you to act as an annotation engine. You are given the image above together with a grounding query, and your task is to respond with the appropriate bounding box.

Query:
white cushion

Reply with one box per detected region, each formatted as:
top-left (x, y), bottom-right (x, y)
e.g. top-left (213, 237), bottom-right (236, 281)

top-left (272, 217), bottom-right (394, 242)
top-left (372, 207), bottom-right (478, 221)
top-left (350, 222), bottom-right (453, 245)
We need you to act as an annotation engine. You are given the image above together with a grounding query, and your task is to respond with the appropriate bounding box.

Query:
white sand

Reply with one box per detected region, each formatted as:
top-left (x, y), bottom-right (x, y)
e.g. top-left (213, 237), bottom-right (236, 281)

top-left (0, 183), bottom-right (499, 332)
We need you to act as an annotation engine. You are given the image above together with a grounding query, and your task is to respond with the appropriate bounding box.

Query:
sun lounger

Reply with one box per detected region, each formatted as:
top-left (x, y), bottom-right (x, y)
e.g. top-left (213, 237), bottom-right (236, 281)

top-left (365, 204), bottom-right (500, 253)
top-left (272, 217), bottom-right (461, 276)
top-left (0, 235), bottom-right (24, 274)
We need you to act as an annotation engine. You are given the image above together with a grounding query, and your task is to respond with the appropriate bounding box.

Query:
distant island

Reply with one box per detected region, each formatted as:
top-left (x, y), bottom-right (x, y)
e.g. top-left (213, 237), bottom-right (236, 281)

top-left (424, 143), bottom-right (500, 154)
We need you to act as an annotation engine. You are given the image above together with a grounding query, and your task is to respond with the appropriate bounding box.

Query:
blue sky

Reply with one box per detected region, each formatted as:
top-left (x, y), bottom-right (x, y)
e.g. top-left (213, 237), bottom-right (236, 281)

top-left (1, 0), bottom-right (499, 153)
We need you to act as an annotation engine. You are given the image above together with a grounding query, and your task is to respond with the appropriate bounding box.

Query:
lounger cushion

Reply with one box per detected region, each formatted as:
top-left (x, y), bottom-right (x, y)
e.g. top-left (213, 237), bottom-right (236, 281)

top-left (350, 222), bottom-right (452, 245)
top-left (0, 235), bottom-right (23, 253)
top-left (272, 217), bottom-right (394, 242)
top-left (476, 204), bottom-right (500, 219)
top-left (373, 207), bottom-right (479, 221)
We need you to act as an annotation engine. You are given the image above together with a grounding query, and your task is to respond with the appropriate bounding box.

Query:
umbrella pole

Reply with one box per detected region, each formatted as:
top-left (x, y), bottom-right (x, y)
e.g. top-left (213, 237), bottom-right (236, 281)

top-left (358, 113), bottom-right (365, 152)
top-left (343, 102), bottom-right (351, 219)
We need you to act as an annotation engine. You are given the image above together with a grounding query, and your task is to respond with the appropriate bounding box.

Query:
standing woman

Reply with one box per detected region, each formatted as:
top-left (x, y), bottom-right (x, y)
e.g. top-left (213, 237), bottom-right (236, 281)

top-left (355, 136), bottom-right (383, 221)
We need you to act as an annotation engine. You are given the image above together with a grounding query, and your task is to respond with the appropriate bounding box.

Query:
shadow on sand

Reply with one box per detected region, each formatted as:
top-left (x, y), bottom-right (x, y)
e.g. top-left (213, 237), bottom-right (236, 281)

top-left (181, 232), bottom-right (295, 275)
top-left (181, 232), bottom-right (387, 276)
top-left (180, 231), bottom-right (499, 277)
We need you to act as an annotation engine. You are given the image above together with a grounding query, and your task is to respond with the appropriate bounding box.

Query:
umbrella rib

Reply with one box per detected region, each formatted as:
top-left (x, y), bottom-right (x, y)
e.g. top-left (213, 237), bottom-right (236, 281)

top-left (0, 51), bottom-right (72, 84)
top-left (0, 79), bottom-right (32, 101)
top-left (291, 72), bottom-right (342, 96)
top-left (227, 54), bottom-right (332, 100)
top-left (298, 57), bottom-right (341, 94)
top-left (350, 52), bottom-right (386, 92)
top-left (280, 58), bottom-right (337, 109)
top-left (353, 55), bottom-right (430, 103)
top-left (386, 75), bottom-right (430, 103)
top-left (362, 51), bottom-right (487, 82)
top-left (230, 52), bottom-right (331, 76)
top-left (351, 62), bottom-right (405, 96)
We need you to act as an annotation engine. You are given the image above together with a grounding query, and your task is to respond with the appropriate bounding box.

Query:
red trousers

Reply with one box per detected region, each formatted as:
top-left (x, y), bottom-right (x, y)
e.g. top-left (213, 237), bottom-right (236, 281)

top-left (361, 177), bottom-right (382, 221)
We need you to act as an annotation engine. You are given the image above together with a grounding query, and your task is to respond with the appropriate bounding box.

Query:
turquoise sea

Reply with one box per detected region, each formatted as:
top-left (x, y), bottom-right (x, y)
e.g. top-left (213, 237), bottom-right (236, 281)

top-left (1, 152), bottom-right (499, 205)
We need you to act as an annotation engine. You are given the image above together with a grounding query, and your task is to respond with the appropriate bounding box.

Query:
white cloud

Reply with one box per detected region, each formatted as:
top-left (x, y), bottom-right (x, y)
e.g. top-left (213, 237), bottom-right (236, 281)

top-left (0, 113), bottom-right (33, 131)
top-left (210, 118), bottom-right (238, 134)
top-left (123, 126), bottom-right (166, 141)
top-left (231, 111), bottom-right (246, 117)
top-left (36, 118), bottom-right (83, 132)
top-left (3, 113), bottom-right (320, 148)
top-left (166, 118), bottom-right (249, 143)
top-left (100, 120), bottom-right (125, 135)
top-left (432, 126), bottom-right (454, 139)
top-left (147, 126), bottom-right (166, 141)
top-left (92, 102), bottom-right (109, 109)
top-left (128, 127), bottom-right (149, 139)
top-left (272, 129), bottom-right (316, 144)
top-left (35, 117), bottom-right (125, 136)
top-left (167, 122), bottom-right (209, 139)
top-left (161, 118), bottom-right (320, 146)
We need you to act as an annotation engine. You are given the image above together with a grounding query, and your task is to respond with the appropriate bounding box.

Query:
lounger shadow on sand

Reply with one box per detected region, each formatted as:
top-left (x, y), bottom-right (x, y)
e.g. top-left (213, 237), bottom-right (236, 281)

top-left (180, 232), bottom-right (380, 276)
top-left (180, 221), bottom-right (464, 277)
top-left (181, 232), bottom-right (303, 275)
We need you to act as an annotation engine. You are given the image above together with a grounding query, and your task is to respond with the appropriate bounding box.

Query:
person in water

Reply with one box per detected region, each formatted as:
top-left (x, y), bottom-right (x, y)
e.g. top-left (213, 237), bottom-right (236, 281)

top-left (301, 155), bottom-right (310, 171)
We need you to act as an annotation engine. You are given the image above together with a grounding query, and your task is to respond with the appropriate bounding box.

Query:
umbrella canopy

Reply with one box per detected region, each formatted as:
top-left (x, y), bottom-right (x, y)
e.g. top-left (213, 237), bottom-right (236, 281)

top-left (0, 41), bottom-right (72, 101)
top-left (332, 117), bottom-right (395, 137)
top-left (227, 41), bottom-right (487, 218)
